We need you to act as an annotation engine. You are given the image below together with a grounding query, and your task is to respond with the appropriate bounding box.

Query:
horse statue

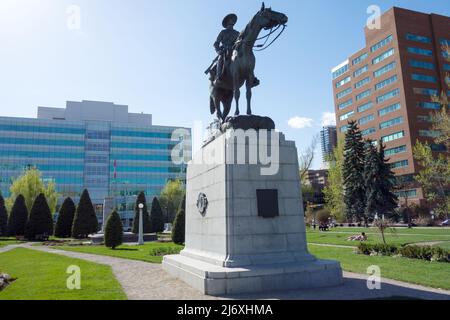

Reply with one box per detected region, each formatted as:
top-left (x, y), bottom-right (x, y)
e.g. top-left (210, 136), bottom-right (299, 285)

top-left (207, 3), bottom-right (288, 123)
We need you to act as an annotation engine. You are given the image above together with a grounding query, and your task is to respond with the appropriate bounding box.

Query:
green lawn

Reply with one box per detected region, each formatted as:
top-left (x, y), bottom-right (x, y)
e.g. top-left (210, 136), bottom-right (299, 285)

top-left (309, 245), bottom-right (450, 290)
top-left (0, 238), bottom-right (22, 248)
top-left (55, 242), bottom-right (184, 263)
top-left (0, 248), bottom-right (126, 300)
top-left (307, 228), bottom-right (450, 247)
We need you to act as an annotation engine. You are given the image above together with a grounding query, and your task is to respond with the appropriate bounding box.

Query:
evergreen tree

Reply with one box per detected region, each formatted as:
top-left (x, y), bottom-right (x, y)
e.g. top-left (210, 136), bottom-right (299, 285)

top-left (72, 189), bottom-right (98, 239)
top-left (150, 197), bottom-right (164, 233)
top-left (7, 194), bottom-right (28, 236)
top-left (54, 197), bottom-right (76, 238)
top-left (172, 197), bottom-right (185, 245)
top-left (364, 141), bottom-right (399, 223)
top-left (25, 193), bottom-right (54, 240)
top-left (342, 121), bottom-right (366, 222)
top-left (132, 192), bottom-right (151, 234)
top-left (0, 194), bottom-right (8, 237)
top-left (104, 210), bottom-right (123, 249)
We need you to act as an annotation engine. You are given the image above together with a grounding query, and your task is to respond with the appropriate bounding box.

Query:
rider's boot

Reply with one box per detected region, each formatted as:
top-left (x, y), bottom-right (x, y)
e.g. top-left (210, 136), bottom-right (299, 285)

top-left (252, 77), bottom-right (260, 88)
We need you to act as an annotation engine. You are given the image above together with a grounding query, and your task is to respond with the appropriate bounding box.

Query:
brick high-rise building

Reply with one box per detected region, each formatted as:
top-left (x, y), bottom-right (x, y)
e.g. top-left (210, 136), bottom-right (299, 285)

top-left (332, 7), bottom-right (450, 205)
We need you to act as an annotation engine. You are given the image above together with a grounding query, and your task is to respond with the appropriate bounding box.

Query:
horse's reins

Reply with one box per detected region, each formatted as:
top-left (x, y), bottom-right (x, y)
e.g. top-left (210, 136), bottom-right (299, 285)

top-left (254, 24), bottom-right (286, 52)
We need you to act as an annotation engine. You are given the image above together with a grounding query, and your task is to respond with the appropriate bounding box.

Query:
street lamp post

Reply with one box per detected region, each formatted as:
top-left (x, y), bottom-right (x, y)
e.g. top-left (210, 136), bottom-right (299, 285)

top-left (138, 203), bottom-right (144, 245)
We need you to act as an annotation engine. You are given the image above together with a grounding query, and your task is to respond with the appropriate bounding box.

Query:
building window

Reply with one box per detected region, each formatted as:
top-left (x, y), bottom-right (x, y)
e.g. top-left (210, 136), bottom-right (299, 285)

top-left (412, 73), bottom-right (437, 83)
top-left (380, 117), bottom-right (403, 130)
top-left (390, 160), bottom-right (409, 169)
top-left (352, 53), bottom-right (368, 65)
top-left (444, 64), bottom-right (450, 71)
top-left (407, 47), bottom-right (433, 56)
top-left (385, 145), bottom-right (407, 156)
top-left (382, 131), bottom-right (404, 143)
top-left (336, 76), bottom-right (351, 88)
top-left (376, 88), bottom-right (399, 103)
top-left (375, 75), bottom-right (398, 91)
top-left (417, 115), bottom-right (432, 122)
top-left (405, 33), bottom-right (432, 44)
top-left (378, 102), bottom-right (401, 116)
top-left (340, 125), bottom-right (350, 133)
top-left (374, 61), bottom-right (396, 78)
top-left (419, 130), bottom-right (440, 138)
top-left (395, 189), bottom-right (417, 198)
top-left (338, 99), bottom-right (353, 110)
top-left (358, 114), bottom-right (374, 125)
top-left (413, 88), bottom-right (439, 96)
top-left (339, 111), bottom-right (355, 121)
top-left (372, 48), bottom-right (395, 65)
top-left (332, 63), bottom-right (349, 80)
top-left (431, 144), bottom-right (447, 152)
top-left (409, 60), bottom-right (435, 70)
top-left (356, 89), bottom-right (371, 101)
top-left (353, 65), bottom-right (369, 78)
top-left (417, 102), bottom-right (441, 110)
top-left (357, 101), bottom-right (373, 113)
top-left (371, 35), bottom-right (393, 52)
top-left (361, 127), bottom-right (376, 136)
top-left (336, 87), bottom-right (352, 99)
top-left (354, 77), bottom-right (371, 89)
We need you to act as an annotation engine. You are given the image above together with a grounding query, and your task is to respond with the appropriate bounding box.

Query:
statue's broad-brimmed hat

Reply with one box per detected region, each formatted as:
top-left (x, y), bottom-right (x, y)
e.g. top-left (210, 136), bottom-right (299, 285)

top-left (222, 13), bottom-right (238, 28)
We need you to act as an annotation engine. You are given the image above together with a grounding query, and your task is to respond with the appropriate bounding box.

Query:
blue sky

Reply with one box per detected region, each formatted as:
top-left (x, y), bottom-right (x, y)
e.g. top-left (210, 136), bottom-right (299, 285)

top-left (0, 0), bottom-right (449, 169)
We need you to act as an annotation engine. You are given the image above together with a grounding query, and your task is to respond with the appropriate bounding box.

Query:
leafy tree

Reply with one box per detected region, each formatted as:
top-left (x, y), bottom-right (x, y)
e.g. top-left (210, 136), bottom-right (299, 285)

top-left (393, 175), bottom-right (416, 227)
top-left (72, 189), bottom-right (98, 239)
top-left (54, 197), bottom-right (76, 238)
top-left (159, 179), bottom-right (185, 223)
top-left (413, 142), bottom-right (450, 218)
top-left (342, 121), bottom-right (366, 222)
top-left (132, 192), bottom-right (151, 234)
top-left (6, 168), bottom-right (59, 215)
top-left (25, 193), bottom-right (54, 240)
top-left (323, 137), bottom-right (345, 222)
top-left (7, 195), bottom-right (28, 236)
top-left (104, 211), bottom-right (123, 249)
top-left (364, 141), bottom-right (398, 226)
top-left (172, 197), bottom-right (185, 245)
top-left (0, 194), bottom-right (8, 237)
top-left (150, 197), bottom-right (164, 233)
top-left (299, 135), bottom-right (319, 183)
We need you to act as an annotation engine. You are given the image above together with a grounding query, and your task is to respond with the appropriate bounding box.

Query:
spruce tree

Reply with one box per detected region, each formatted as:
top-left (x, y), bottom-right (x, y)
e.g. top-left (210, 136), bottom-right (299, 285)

top-left (0, 194), bottom-right (8, 237)
top-left (7, 194), bottom-right (28, 237)
top-left (25, 193), bottom-right (54, 240)
top-left (104, 210), bottom-right (123, 249)
top-left (343, 120), bottom-right (366, 222)
top-left (132, 192), bottom-right (151, 234)
top-left (376, 141), bottom-right (398, 218)
top-left (150, 197), bottom-right (164, 233)
top-left (364, 141), bottom-right (382, 223)
top-left (54, 197), bottom-right (76, 238)
top-left (172, 197), bottom-right (185, 245)
top-left (72, 189), bottom-right (99, 239)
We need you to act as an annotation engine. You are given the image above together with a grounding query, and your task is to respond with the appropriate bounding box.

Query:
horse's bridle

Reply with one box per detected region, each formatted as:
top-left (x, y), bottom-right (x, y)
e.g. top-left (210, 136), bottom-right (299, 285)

top-left (254, 24), bottom-right (286, 51)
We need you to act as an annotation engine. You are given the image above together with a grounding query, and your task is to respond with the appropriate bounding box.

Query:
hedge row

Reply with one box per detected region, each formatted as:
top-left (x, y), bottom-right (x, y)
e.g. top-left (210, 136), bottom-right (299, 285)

top-left (356, 243), bottom-right (449, 263)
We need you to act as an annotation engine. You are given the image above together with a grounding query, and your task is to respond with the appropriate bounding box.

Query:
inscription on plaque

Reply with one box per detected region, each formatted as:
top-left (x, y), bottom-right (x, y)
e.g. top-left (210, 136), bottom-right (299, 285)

top-left (256, 189), bottom-right (279, 218)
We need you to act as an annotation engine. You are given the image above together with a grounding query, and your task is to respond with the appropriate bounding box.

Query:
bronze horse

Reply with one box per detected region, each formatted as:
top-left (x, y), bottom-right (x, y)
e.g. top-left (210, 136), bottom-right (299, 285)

top-left (209, 4), bottom-right (288, 122)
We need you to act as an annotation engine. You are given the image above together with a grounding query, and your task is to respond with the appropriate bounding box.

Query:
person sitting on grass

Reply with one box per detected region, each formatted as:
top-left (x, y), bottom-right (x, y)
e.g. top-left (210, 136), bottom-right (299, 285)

top-left (347, 232), bottom-right (367, 241)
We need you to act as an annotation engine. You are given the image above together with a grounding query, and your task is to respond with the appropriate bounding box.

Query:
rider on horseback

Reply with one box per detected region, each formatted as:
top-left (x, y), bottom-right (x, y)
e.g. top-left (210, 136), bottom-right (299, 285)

top-left (213, 14), bottom-right (260, 88)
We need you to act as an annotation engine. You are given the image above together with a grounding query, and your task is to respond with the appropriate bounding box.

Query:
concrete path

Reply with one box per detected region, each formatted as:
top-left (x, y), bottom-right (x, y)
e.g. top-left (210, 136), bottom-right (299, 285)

top-left (13, 244), bottom-right (450, 300)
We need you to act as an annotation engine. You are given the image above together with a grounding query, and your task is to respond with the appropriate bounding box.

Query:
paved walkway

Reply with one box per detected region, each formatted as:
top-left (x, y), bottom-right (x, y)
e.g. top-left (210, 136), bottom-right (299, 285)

top-left (5, 244), bottom-right (447, 300)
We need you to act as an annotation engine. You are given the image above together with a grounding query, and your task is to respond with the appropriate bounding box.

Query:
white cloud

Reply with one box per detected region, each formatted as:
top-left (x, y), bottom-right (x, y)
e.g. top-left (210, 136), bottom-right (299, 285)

top-left (321, 112), bottom-right (336, 127)
top-left (288, 116), bottom-right (314, 129)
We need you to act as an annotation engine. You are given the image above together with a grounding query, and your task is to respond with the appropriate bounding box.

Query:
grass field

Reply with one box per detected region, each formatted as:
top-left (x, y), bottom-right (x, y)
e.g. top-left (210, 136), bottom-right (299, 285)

top-left (54, 242), bottom-right (184, 263)
top-left (0, 238), bottom-right (22, 248)
top-left (308, 245), bottom-right (450, 290)
top-left (306, 227), bottom-right (450, 247)
top-left (0, 248), bottom-right (126, 300)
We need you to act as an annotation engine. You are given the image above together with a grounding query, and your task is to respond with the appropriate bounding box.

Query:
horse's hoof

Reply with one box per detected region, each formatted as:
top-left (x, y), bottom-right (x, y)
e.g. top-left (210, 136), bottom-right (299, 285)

top-left (234, 112), bottom-right (240, 116)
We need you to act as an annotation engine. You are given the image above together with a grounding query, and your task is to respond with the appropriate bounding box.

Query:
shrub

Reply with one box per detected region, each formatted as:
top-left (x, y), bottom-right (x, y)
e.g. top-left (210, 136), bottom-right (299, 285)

top-left (0, 194), bottom-right (8, 237)
top-left (72, 189), bottom-right (98, 239)
top-left (150, 197), bottom-right (164, 233)
top-left (54, 197), bottom-right (76, 238)
top-left (132, 192), bottom-right (151, 234)
top-left (104, 211), bottom-right (123, 250)
top-left (172, 198), bottom-right (185, 245)
top-left (149, 246), bottom-right (182, 256)
top-left (7, 195), bottom-right (28, 236)
top-left (357, 243), bottom-right (450, 263)
top-left (25, 193), bottom-right (54, 240)
top-left (316, 209), bottom-right (331, 224)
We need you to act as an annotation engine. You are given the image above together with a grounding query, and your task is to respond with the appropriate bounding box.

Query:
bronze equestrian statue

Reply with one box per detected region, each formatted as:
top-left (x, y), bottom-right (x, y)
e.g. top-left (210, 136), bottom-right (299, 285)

top-left (207, 3), bottom-right (288, 123)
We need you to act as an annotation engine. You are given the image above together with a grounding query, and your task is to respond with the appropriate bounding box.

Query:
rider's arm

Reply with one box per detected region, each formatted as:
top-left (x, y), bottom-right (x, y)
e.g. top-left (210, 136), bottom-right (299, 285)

top-left (214, 31), bottom-right (224, 54)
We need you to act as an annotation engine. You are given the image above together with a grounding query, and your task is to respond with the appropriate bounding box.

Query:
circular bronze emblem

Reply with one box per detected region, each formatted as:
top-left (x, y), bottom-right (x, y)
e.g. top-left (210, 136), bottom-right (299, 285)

top-left (197, 193), bottom-right (208, 216)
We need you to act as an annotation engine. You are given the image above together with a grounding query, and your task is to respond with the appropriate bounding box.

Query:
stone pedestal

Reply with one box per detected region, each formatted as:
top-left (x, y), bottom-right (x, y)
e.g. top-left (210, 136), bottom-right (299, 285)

top-left (163, 129), bottom-right (342, 295)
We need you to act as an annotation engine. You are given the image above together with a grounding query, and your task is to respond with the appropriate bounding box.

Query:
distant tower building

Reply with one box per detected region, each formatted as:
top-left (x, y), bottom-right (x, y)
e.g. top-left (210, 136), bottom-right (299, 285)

top-left (320, 125), bottom-right (338, 162)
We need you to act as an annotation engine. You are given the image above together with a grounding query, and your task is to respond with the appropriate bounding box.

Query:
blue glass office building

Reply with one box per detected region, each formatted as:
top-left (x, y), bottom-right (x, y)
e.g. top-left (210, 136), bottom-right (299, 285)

top-left (0, 101), bottom-right (191, 228)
